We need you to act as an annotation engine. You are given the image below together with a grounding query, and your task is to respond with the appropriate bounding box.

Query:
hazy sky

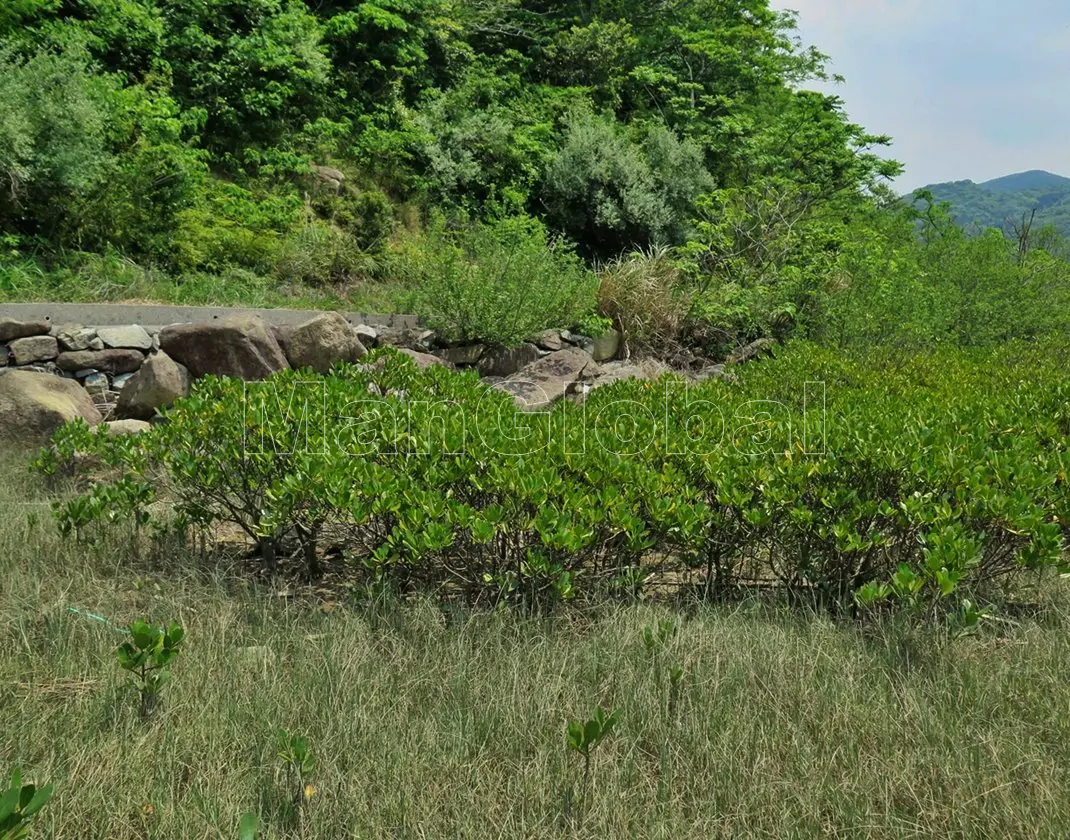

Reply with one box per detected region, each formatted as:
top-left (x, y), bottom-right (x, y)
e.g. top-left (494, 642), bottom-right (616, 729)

top-left (770, 1), bottom-right (1070, 190)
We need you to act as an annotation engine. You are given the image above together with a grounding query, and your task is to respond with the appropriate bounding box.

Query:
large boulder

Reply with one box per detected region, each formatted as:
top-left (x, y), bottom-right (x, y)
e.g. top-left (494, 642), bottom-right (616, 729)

top-left (311, 164), bottom-right (345, 192)
top-left (158, 315), bottom-right (289, 380)
top-left (116, 352), bottom-right (191, 420)
top-left (397, 348), bottom-right (451, 370)
top-left (442, 344), bottom-right (485, 367)
top-left (270, 324), bottom-right (294, 359)
top-left (285, 312), bottom-right (367, 374)
top-left (9, 336), bottom-right (59, 365)
top-left (0, 370), bottom-right (102, 446)
top-left (56, 349), bottom-right (145, 376)
top-left (494, 347), bottom-right (600, 410)
top-left (0, 319), bottom-right (50, 343)
top-left (97, 325), bottom-right (153, 351)
top-left (591, 329), bottom-right (621, 362)
top-left (477, 343), bottom-right (542, 378)
top-left (353, 324), bottom-right (378, 348)
top-left (581, 358), bottom-right (673, 398)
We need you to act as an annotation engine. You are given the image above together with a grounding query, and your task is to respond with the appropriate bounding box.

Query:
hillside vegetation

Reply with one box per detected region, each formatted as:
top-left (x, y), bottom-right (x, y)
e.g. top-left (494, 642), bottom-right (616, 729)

top-left (3, 1), bottom-right (1070, 352)
top-left (913, 170), bottom-right (1070, 242)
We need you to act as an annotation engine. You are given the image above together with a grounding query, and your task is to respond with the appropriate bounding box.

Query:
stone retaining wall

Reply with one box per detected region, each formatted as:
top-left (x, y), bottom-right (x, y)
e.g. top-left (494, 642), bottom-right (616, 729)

top-left (0, 312), bottom-right (440, 426)
top-left (0, 307), bottom-right (743, 447)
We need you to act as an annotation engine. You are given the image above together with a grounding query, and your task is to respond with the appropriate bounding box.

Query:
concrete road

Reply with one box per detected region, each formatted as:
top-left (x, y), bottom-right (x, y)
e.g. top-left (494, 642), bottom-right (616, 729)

top-left (0, 303), bottom-right (419, 330)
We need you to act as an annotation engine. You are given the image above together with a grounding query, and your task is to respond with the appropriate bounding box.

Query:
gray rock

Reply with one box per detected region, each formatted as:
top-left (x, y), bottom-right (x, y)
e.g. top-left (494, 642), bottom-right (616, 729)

top-left (10, 335), bottom-right (59, 365)
top-left (14, 363), bottom-right (62, 377)
top-left (397, 348), bottom-right (452, 370)
top-left (374, 326), bottom-right (404, 348)
top-left (534, 330), bottom-right (567, 352)
top-left (285, 311), bottom-right (367, 374)
top-left (727, 338), bottom-right (776, 365)
top-left (354, 324), bottom-right (378, 348)
top-left (377, 326), bottom-right (436, 351)
top-left (103, 419), bottom-right (152, 436)
top-left (111, 373), bottom-right (136, 391)
top-left (576, 359), bottom-right (673, 403)
top-left (270, 324), bottom-right (294, 358)
top-left (116, 352), bottom-right (191, 420)
top-left (477, 343), bottom-right (541, 378)
top-left (591, 329), bottom-right (621, 362)
top-left (82, 372), bottom-right (109, 396)
top-left (415, 329), bottom-right (437, 351)
top-left (57, 349), bottom-right (145, 376)
top-left (692, 364), bottom-right (735, 383)
top-left (442, 344), bottom-right (485, 366)
top-left (312, 164), bottom-right (345, 192)
top-left (494, 347), bottom-right (600, 410)
top-left (159, 314), bottom-right (289, 380)
top-left (0, 319), bottom-right (50, 343)
top-left (562, 331), bottom-right (596, 356)
top-left (55, 325), bottom-right (100, 352)
top-left (0, 370), bottom-right (102, 445)
top-left (97, 325), bottom-right (153, 351)
top-left (0, 345), bottom-right (7, 366)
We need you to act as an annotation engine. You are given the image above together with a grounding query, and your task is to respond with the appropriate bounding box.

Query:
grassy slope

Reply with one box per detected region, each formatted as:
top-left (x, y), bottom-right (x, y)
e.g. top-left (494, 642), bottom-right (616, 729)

top-left (0, 255), bottom-right (409, 313)
top-left (3, 449), bottom-right (1070, 839)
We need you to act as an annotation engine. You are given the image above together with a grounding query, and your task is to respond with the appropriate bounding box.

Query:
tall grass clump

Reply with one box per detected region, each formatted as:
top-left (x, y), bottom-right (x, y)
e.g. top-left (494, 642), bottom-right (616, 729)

top-left (597, 246), bottom-right (692, 356)
top-left (274, 220), bottom-right (380, 287)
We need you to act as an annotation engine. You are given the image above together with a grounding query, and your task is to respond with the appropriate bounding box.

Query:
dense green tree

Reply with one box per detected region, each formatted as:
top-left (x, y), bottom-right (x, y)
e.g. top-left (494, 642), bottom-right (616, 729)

top-left (0, 41), bottom-right (117, 236)
top-left (159, 0), bottom-right (332, 157)
top-left (542, 110), bottom-right (713, 256)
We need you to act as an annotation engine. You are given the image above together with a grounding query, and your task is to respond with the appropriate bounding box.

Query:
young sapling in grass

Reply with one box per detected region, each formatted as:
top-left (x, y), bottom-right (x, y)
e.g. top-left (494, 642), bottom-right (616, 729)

top-left (238, 812), bottom-right (259, 840)
top-left (0, 768), bottom-right (53, 840)
top-left (115, 619), bottom-right (185, 720)
top-left (565, 706), bottom-right (619, 818)
top-left (277, 729), bottom-right (317, 828)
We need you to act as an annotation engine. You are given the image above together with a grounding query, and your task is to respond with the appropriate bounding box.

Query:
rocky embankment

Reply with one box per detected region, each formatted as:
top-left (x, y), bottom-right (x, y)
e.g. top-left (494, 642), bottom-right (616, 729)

top-left (0, 311), bottom-right (753, 446)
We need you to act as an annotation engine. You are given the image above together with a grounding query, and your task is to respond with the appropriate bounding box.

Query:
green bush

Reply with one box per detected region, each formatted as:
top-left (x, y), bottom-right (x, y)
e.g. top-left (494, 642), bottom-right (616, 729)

top-left (0, 767), bottom-right (53, 840)
top-left (309, 183), bottom-right (394, 252)
top-left (823, 199), bottom-right (1070, 348)
top-left (0, 39), bottom-right (117, 229)
top-left (37, 342), bottom-right (1070, 621)
top-left (116, 619), bottom-right (185, 720)
top-left (397, 215), bottom-right (597, 346)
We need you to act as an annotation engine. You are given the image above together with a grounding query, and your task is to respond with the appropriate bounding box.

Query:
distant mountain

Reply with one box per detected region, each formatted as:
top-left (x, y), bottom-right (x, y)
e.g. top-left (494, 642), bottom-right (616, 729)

top-left (909, 170), bottom-right (1070, 236)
